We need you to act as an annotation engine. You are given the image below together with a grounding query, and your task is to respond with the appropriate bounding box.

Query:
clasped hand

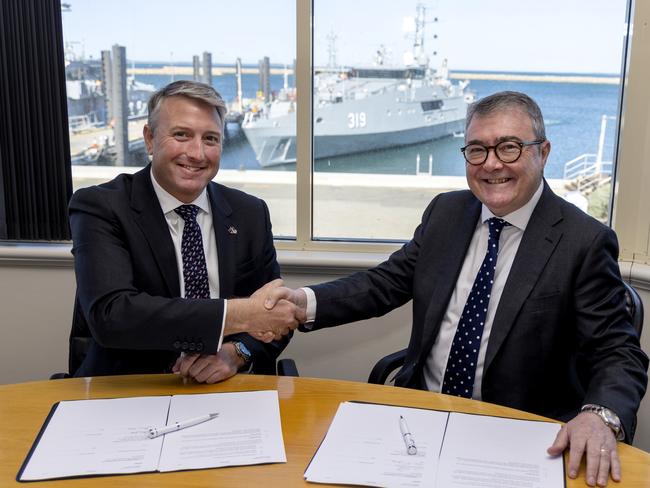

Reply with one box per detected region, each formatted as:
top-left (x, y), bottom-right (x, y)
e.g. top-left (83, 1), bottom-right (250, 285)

top-left (248, 283), bottom-right (307, 342)
top-left (226, 279), bottom-right (302, 342)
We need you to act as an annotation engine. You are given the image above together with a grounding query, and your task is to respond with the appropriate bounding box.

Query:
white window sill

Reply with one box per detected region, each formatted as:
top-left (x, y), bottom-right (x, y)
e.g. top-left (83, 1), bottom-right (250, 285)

top-left (1, 242), bottom-right (649, 290)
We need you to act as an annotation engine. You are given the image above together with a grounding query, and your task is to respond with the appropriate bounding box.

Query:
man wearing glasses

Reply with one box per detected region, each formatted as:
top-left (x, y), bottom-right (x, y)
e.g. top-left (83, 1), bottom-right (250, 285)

top-left (266, 91), bottom-right (647, 487)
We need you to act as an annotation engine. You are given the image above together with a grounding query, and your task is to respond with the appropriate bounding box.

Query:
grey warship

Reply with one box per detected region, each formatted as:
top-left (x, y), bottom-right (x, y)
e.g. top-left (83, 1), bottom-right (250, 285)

top-left (241, 3), bottom-right (474, 167)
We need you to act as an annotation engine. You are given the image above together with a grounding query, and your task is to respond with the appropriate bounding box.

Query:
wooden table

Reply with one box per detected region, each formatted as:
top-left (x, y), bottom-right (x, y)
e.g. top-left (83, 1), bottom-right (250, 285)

top-left (1, 374), bottom-right (649, 487)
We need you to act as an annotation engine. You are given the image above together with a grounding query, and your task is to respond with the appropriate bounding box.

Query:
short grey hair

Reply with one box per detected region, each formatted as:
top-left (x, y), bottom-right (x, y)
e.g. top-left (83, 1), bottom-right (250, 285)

top-left (147, 80), bottom-right (228, 133)
top-left (465, 91), bottom-right (546, 141)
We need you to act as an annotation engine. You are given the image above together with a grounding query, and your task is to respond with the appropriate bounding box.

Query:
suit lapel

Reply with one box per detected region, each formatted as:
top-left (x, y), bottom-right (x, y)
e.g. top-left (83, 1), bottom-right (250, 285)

top-left (130, 166), bottom-right (180, 297)
top-left (207, 183), bottom-right (235, 298)
top-left (420, 196), bottom-right (482, 353)
top-left (484, 183), bottom-right (563, 371)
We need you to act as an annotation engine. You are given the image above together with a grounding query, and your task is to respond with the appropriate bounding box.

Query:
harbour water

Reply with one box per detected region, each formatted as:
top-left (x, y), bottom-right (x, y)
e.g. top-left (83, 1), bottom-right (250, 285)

top-left (124, 63), bottom-right (621, 179)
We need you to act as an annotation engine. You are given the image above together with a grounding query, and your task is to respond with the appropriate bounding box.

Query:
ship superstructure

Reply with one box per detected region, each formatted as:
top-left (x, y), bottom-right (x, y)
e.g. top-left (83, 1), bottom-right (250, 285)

top-left (241, 3), bottom-right (474, 167)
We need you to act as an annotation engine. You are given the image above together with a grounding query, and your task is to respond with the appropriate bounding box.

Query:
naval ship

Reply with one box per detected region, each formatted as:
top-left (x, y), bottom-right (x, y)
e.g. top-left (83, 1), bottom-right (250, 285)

top-left (241, 4), bottom-right (474, 167)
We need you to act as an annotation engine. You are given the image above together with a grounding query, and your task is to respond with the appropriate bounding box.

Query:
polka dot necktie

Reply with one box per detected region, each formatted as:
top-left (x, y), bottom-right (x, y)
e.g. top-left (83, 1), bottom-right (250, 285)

top-left (441, 217), bottom-right (510, 398)
top-left (174, 204), bottom-right (210, 299)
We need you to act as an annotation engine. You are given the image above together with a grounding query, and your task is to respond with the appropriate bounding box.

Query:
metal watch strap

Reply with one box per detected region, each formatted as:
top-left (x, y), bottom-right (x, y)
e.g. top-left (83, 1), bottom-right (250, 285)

top-left (581, 404), bottom-right (624, 441)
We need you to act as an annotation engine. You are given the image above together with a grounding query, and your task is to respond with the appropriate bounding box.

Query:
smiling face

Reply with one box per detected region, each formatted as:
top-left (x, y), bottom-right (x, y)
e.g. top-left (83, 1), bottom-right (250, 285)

top-left (465, 108), bottom-right (550, 216)
top-left (144, 95), bottom-right (223, 203)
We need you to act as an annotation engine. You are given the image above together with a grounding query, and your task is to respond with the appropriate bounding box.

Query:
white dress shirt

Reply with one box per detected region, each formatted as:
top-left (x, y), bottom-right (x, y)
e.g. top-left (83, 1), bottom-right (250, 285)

top-left (150, 171), bottom-right (225, 350)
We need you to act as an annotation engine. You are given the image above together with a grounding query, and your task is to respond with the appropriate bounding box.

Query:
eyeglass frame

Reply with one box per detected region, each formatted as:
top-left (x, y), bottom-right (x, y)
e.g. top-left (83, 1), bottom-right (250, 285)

top-left (460, 139), bottom-right (546, 165)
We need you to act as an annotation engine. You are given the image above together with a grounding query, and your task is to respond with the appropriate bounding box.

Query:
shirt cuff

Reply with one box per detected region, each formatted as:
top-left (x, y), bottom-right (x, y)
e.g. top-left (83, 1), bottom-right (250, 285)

top-left (301, 286), bottom-right (317, 329)
top-left (217, 299), bottom-right (227, 351)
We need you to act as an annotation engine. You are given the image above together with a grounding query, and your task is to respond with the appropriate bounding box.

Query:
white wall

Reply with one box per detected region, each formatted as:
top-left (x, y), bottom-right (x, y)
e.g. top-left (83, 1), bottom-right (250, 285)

top-left (0, 265), bottom-right (75, 382)
top-left (0, 258), bottom-right (648, 453)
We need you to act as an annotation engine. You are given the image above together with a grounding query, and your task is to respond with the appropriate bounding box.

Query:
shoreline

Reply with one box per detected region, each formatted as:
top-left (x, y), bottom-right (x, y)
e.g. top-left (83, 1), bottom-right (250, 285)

top-left (126, 66), bottom-right (619, 85)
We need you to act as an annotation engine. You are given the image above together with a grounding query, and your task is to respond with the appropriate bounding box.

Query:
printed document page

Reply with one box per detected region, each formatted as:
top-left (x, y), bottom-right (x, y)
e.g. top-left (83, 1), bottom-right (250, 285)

top-left (19, 395), bottom-right (170, 480)
top-left (157, 390), bottom-right (287, 471)
top-left (435, 412), bottom-right (563, 488)
top-left (304, 402), bottom-right (448, 487)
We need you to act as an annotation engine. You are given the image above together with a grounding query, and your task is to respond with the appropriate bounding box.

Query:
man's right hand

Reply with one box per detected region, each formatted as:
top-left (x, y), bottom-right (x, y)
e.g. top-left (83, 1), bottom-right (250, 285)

top-left (264, 286), bottom-right (307, 319)
top-left (243, 285), bottom-right (308, 342)
top-left (225, 279), bottom-right (299, 342)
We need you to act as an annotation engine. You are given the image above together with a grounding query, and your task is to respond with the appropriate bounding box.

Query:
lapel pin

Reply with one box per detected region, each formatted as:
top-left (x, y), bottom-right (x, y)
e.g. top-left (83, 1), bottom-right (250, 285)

top-left (227, 226), bottom-right (238, 235)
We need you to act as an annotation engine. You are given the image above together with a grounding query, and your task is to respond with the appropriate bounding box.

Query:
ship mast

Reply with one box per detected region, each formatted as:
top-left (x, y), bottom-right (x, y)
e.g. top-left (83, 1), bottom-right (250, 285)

top-left (413, 3), bottom-right (427, 67)
top-left (410, 2), bottom-right (439, 68)
top-left (326, 31), bottom-right (338, 69)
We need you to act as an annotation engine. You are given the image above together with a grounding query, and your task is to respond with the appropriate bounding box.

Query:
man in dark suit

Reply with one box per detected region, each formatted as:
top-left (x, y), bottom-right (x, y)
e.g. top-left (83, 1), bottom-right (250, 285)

top-left (266, 91), bottom-right (648, 487)
top-left (70, 80), bottom-right (297, 383)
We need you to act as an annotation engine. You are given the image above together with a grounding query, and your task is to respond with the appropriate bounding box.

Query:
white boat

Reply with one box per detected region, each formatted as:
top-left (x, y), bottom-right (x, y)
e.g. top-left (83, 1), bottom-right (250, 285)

top-left (241, 3), bottom-right (474, 167)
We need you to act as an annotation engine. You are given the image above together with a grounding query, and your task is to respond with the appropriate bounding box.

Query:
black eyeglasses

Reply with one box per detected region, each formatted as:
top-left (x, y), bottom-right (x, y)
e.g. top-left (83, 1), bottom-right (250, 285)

top-left (460, 139), bottom-right (545, 165)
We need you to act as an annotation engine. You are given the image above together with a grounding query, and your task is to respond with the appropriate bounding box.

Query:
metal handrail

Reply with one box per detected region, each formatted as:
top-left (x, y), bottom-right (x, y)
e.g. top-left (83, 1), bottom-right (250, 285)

top-left (563, 154), bottom-right (613, 180)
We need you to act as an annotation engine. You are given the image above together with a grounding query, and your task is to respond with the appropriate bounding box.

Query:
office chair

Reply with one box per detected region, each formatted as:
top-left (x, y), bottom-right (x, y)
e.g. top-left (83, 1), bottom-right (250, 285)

top-left (49, 295), bottom-right (92, 379)
top-left (367, 281), bottom-right (645, 385)
top-left (50, 295), bottom-right (301, 379)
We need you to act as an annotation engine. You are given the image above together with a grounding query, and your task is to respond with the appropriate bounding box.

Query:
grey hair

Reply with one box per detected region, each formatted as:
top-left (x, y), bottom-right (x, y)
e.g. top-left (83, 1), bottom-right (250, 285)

top-left (465, 91), bottom-right (546, 141)
top-left (147, 80), bottom-right (228, 133)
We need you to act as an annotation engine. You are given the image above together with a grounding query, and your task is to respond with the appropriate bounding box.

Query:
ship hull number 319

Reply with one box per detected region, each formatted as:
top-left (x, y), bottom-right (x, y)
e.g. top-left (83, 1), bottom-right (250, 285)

top-left (347, 112), bottom-right (367, 129)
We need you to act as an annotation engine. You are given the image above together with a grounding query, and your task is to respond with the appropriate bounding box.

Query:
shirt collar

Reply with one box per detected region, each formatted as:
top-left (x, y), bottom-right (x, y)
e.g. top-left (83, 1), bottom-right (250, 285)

top-left (480, 180), bottom-right (544, 231)
top-left (150, 168), bottom-right (210, 215)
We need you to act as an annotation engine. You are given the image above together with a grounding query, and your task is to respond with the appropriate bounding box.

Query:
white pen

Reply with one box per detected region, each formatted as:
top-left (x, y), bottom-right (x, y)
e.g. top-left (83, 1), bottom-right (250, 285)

top-left (147, 412), bottom-right (219, 439)
top-left (399, 415), bottom-right (417, 455)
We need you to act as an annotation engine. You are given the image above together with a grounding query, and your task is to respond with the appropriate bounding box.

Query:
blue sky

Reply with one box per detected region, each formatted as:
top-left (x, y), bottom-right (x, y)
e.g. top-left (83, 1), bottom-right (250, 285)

top-left (62, 0), bottom-right (629, 74)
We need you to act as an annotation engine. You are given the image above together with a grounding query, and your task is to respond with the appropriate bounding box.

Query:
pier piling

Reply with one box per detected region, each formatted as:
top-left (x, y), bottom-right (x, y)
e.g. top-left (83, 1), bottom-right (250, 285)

top-left (111, 44), bottom-right (128, 166)
top-left (101, 50), bottom-right (113, 125)
top-left (202, 52), bottom-right (212, 86)
top-left (259, 56), bottom-right (271, 102)
top-left (192, 55), bottom-right (200, 81)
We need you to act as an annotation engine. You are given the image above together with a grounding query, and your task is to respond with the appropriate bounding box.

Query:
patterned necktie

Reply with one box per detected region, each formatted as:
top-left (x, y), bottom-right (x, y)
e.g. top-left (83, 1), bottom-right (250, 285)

top-left (174, 204), bottom-right (210, 299)
top-left (441, 217), bottom-right (510, 398)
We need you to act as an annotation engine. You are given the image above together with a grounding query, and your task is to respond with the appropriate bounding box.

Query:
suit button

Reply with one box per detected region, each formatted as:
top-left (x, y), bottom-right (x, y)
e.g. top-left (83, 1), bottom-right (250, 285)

top-left (182, 341), bottom-right (188, 350)
top-left (173, 341), bottom-right (181, 349)
top-left (196, 343), bottom-right (204, 352)
top-left (189, 342), bottom-right (196, 351)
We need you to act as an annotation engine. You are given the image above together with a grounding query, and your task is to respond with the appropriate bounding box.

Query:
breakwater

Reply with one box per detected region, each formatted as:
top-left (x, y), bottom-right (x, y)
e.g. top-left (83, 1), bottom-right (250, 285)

top-left (127, 66), bottom-right (619, 85)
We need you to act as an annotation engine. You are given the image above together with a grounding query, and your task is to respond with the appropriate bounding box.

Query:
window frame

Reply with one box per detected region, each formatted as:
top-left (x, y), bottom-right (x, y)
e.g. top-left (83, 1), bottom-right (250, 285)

top-left (2, 0), bottom-right (650, 268)
top-left (611, 0), bottom-right (650, 269)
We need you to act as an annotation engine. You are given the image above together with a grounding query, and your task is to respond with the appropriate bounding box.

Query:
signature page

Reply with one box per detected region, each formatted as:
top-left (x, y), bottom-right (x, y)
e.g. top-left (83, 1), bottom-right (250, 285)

top-left (19, 396), bottom-right (170, 481)
top-left (435, 412), bottom-right (563, 488)
top-left (157, 390), bottom-right (286, 472)
top-left (305, 401), bottom-right (448, 487)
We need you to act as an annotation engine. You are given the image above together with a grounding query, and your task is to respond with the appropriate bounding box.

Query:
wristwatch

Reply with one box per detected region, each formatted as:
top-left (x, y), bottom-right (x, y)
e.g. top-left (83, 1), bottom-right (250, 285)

top-left (232, 341), bottom-right (252, 364)
top-left (581, 404), bottom-right (624, 440)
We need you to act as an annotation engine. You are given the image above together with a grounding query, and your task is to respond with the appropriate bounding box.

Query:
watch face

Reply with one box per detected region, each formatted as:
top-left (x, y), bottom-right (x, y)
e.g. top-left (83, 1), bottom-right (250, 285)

top-left (602, 409), bottom-right (620, 428)
top-left (237, 342), bottom-right (252, 359)
top-left (239, 342), bottom-right (251, 357)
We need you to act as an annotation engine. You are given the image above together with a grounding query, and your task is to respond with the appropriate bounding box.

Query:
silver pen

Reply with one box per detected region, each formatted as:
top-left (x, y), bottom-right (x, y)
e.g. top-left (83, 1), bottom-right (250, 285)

top-left (147, 412), bottom-right (219, 439)
top-left (399, 415), bottom-right (417, 455)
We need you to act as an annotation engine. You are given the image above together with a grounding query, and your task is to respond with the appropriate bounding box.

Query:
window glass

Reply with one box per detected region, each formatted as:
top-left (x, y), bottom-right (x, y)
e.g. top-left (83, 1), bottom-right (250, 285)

top-left (62, 0), bottom-right (296, 237)
top-left (313, 0), bottom-right (628, 240)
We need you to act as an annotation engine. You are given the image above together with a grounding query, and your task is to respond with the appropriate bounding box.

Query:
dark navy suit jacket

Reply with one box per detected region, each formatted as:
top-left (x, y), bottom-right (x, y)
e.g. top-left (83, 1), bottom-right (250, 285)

top-left (309, 182), bottom-right (648, 441)
top-left (69, 165), bottom-right (287, 376)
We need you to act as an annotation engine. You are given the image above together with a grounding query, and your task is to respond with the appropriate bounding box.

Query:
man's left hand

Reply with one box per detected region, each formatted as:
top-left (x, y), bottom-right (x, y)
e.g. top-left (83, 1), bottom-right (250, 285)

top-left (172, 343), bottom-right (245, 384)
top-left (547, 411), bottom-right (620, 487)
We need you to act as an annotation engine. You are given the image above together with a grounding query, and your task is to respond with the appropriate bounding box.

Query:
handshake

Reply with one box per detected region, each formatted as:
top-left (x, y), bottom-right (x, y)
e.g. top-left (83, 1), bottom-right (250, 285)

top-left (225, 279), bottom-right (308, 343)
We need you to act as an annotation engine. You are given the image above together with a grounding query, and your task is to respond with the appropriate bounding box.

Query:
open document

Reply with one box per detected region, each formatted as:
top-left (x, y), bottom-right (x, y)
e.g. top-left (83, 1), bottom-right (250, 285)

top-left (18, 390), bottom-right (286, 481)
top-left (304, 402), bottom-right (564, 488)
